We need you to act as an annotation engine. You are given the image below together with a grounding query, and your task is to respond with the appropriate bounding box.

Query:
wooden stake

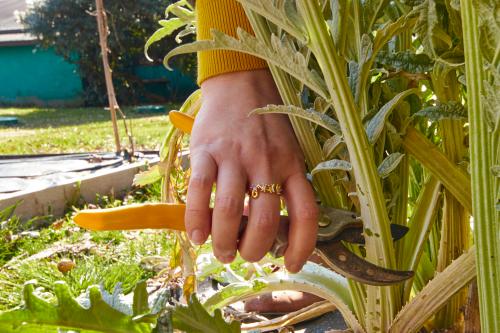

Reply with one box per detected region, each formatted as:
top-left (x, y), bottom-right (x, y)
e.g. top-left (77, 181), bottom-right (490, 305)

top-left (95, 0), bottom-right (121, 154)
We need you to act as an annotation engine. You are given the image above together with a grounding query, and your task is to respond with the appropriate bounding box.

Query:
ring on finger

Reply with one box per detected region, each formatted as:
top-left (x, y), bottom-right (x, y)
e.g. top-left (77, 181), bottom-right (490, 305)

top-left (247, 183), bottom-right (283, 199)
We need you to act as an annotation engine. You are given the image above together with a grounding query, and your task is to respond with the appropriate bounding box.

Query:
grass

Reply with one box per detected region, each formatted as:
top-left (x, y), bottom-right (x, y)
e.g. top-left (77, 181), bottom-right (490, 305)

top-left (0, 105), bottom-right (178, 154)
top-left (0, 106), bottom-right (176, 311)
top-left (0, 183), bottom-right (172, 311)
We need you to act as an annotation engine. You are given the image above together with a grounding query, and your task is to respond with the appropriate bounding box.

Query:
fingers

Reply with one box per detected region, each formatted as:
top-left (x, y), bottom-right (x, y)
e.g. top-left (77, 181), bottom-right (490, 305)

top-left (239, 176), bottom-right (281, 263)
top-left (282, 172), bottom-right (319, 273)
top-left (185, 151), bottom-right (217, 245)
top-left (211, 161), bottom-right (246, 263)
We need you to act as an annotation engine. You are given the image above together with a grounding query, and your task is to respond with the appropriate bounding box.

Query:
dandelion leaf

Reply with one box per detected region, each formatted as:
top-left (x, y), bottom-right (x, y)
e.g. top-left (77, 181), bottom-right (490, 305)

top-left (0, 281), bottom-right (151, 333)
top-left (172, 295), bottom-right (241, 333)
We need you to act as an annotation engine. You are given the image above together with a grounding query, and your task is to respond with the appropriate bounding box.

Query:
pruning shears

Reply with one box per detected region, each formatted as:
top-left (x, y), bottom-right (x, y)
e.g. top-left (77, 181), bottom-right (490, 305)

top-left (73, 111), bottom-right (414, 285)
top-left (74, 203), bottom-right (413, 285)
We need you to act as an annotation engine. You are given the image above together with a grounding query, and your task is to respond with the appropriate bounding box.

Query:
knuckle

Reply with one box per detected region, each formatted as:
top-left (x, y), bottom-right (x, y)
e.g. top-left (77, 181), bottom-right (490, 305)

top-left (252, 211), bottom-right (277, 233)
top-left (189, 174), bottom-right (213, 190)
top-left (185, 206), bottom-right (207, 221)
top-left (296, 203), bottom-right (319, 222)
top-left (215, 196), bottom-right (242, 216)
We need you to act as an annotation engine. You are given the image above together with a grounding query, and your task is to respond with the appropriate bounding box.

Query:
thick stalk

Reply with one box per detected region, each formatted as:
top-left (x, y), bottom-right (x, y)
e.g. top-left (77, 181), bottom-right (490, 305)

top-left (402, 127), bottom-right (472, 212)
top-left (460, 1), bottom-right (500, 331)
top-left (297, 1), bottom-right (397, 330)
top-left (434, 70), bottom-right (469, 328)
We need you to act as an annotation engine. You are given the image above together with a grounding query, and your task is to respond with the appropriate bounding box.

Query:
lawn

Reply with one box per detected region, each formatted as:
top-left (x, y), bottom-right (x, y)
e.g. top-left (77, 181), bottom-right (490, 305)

top-left (0, 105), bottom-right (177, 154)
top-left (0, 104), bottom-right (177, 311)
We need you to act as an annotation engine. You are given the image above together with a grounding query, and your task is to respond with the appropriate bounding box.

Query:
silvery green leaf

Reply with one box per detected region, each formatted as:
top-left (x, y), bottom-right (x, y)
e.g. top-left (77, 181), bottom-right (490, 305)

top-left (412, 0), bottom-right (452, 56)
top-left (482, 73), bottom-right (500, 132)
top-left (203, 263), bottom-right (363, 332)
top-left (366, 88), bottom-right (420, 144)
top-left (323, 135), bottom-right (345, 159)
top-left (378, 153), bottom-right (406, 178)
top-left (329, 0), bottom-right (347, 46)
top-left (312, 159), bottom-right (352, 176)
top-left (473, 0), bottom-right (500, 65)
top-left (415, 101), bottom-right (468, 121)
top-left (238, 0), bottom-right (305, 41)
top-left (164, 29), bottom-right (329, 99)
top-left (251, 104), bottom-right (342, 135)
top-left (348, 61), bottom-right (360, 98)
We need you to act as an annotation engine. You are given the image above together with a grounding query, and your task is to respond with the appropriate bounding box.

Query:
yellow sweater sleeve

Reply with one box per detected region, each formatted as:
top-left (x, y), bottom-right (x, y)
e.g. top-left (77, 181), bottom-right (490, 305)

top-left (196, 0), bottom-right (267, 85)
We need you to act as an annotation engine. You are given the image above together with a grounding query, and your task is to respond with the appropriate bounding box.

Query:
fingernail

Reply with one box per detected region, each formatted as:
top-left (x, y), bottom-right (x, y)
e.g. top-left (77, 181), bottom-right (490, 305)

top-left (287, 263), bottom-right (302, 273)
top-left (219, 254), bottom-right (235, 263)
top-left (190, 229), bottom-right (205, 245)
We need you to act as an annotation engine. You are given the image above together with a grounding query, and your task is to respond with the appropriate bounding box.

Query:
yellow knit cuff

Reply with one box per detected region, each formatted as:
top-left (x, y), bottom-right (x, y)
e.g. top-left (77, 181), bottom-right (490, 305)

top-left (196, 0), bottom-right (268, 85)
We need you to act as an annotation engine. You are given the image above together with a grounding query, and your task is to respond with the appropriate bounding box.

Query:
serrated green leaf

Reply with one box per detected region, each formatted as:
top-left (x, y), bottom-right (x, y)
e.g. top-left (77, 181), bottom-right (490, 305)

top-left (172, 295), bottom-right (241, 333)
top-left (312, 159), bottom-right (352, 176)
top-left (251, 104), bottom-right (342, 135)
top-left (413, 0), bottom-right (452, 56)
top-left (164, 29), bottom-right (329, 99)
top-left (366, 88), bottom-right (420, 144)
top-left (144, 18), bottom-right (185, 61)
top-left (0, 281), bottom-right (151, 333)
top-left (378, 153), bottom-right (405, 178)
top-left (376, 51), bottom-right (434, 73)
top-left (415, 101), bottom-right (468, 121)
top-left (473, 0), bottom-right (500, 64)
top-left (133, 165), bottom-right (162, 187)
top-left (482, 72), bottom-right (500, 132)
top-left (238, 0), bottom-right (305, 41)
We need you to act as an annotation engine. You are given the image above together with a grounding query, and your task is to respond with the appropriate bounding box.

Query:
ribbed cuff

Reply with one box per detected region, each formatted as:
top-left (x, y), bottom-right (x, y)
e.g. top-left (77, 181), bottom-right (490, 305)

top-left (196, 0), bottom-right (268, 85)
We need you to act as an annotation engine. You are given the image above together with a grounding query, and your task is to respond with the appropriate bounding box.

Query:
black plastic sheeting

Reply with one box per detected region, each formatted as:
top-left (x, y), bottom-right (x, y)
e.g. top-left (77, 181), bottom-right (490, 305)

top-left (0, 152), bottom-right (158, 194)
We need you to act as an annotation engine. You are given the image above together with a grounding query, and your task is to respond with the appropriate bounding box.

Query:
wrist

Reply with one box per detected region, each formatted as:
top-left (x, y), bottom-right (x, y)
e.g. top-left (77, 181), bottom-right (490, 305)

top-left (201, 69), bottom-right (281, 103)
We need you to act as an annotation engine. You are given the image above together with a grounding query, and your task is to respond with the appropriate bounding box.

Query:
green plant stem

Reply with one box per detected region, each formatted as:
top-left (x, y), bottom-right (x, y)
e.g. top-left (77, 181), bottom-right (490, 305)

top-left (399, 175), bottom-right (441, 300)
top-left (460, 1), bottom-right (500, 331)
top-left (296, 1), bottom-right (398, 330)
top-left (402, 127), bottom-right (472, 212)
top-left (389, 247), bottom-right (477, 333)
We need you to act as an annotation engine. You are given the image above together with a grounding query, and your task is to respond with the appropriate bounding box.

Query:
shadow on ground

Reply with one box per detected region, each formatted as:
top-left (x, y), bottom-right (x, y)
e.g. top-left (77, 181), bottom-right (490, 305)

top-left (0, 104), bottom-right (176, 129)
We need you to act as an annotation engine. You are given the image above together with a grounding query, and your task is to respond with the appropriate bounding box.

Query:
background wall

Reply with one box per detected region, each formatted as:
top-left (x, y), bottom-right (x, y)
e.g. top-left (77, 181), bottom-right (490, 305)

top-left (0, 45), bottom-right (83, 106)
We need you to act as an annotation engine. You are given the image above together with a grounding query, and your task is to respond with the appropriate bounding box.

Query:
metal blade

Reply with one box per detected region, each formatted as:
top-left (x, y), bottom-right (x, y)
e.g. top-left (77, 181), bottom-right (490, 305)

top-left (315, 241), bottom-right (414, 286)
top-left (335, 223), bottom-right (410, 244)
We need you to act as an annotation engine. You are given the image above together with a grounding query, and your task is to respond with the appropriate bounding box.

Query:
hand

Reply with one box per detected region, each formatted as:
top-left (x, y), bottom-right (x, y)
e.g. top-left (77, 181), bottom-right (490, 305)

top-left (184, 69), bottom-right (318, 273)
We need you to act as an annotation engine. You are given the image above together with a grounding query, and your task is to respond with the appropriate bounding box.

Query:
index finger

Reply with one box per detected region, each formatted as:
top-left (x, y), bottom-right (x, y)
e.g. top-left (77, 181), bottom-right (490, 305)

top-left (185, 151), bottom-right (217, 245)
top-left (282, 173), bottom-right (319, 273)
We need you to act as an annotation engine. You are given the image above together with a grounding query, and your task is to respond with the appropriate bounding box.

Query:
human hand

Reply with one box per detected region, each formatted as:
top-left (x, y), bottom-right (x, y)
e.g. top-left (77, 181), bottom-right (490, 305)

top-left (185, 69), bottom-right (318, 273)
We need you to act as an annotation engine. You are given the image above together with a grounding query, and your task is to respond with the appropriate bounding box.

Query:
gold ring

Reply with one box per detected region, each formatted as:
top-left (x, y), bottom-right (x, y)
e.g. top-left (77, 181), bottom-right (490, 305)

top-left (248, 183), bottom-right (283, 199)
